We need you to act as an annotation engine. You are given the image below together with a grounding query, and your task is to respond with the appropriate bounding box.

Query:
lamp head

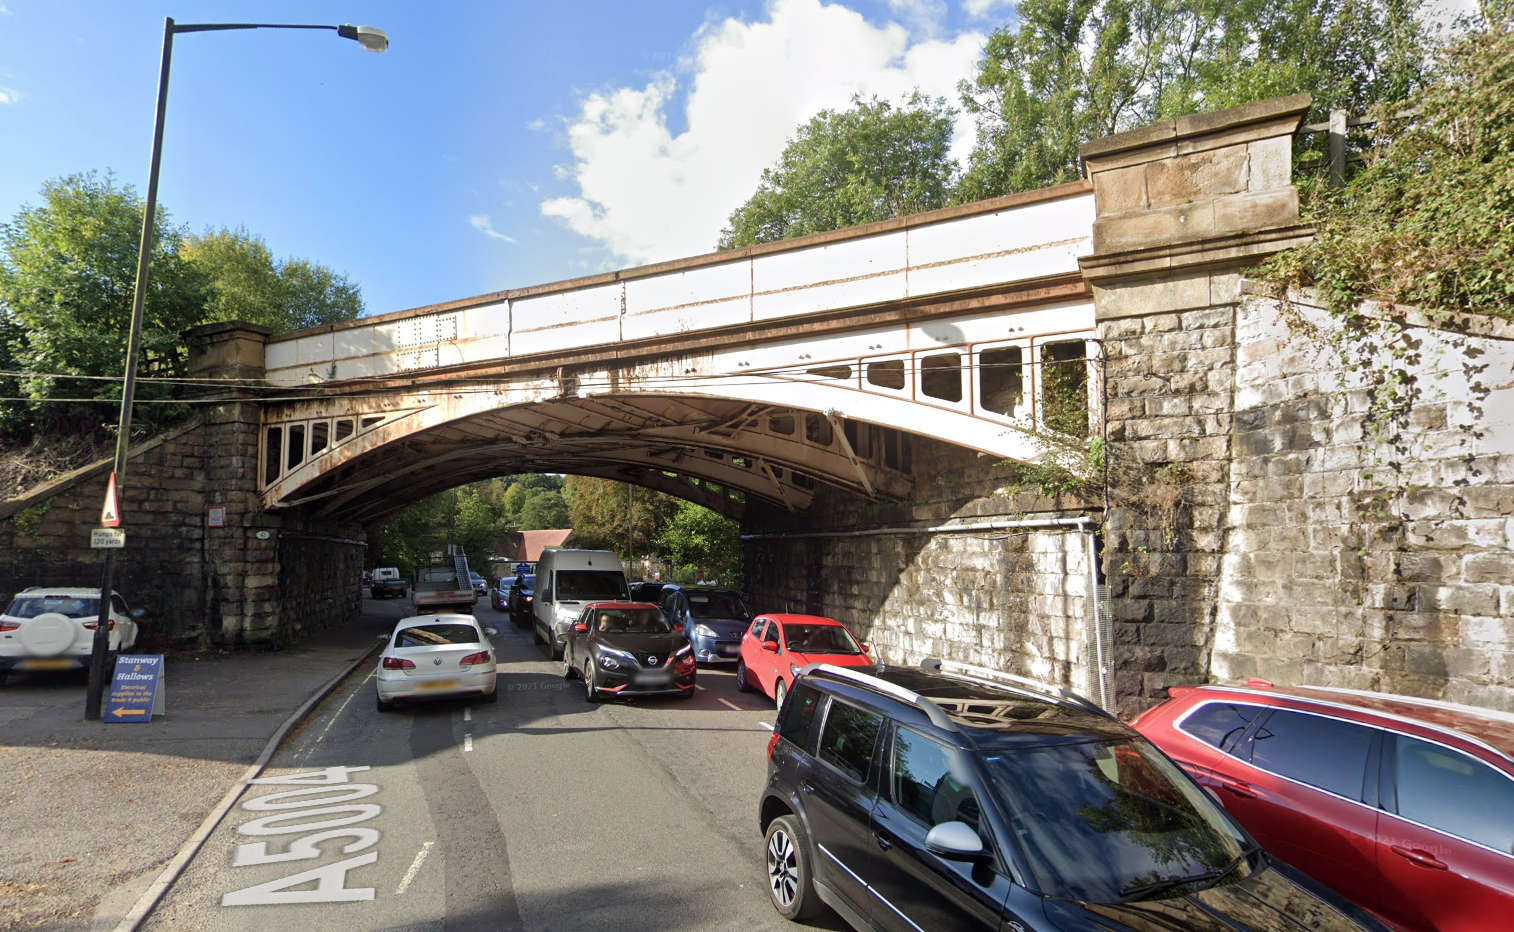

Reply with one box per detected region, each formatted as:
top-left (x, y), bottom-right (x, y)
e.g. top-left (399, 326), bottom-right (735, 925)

top-left (337, 24), bottom-right (388, 53)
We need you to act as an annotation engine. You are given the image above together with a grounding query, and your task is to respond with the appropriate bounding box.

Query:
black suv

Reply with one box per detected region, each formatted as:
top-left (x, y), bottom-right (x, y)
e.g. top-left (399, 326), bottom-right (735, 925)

top-left (758, 661), bottom-right (1387, 932)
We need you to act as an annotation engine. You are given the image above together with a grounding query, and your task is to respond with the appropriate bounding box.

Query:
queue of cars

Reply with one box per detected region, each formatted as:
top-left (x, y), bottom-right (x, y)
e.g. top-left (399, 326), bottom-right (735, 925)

top-left (364, 550), bottom-right (1512, 931)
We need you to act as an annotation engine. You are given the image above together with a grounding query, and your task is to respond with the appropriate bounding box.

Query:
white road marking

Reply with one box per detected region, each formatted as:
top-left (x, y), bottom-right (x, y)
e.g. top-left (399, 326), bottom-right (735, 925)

top-left (394, 841), bottom-right (434, 895)
top-left (695, 684), bottom-right (707, 692)
top-left (463, 733), bottom-right (473, 752)
top-left (463, 707), bottom-right (471, 722)
top-left (300, 672), bottom-right (373, 762)
top-left (758, 721), bottom-right (773, 731)
top-left (717, 698), bottom-right (741, 711)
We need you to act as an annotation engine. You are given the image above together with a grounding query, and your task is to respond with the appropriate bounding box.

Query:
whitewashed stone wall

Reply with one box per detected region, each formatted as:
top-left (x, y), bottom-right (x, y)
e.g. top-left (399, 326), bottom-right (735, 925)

top-left (1212, 290), bottom-right (1514, 709)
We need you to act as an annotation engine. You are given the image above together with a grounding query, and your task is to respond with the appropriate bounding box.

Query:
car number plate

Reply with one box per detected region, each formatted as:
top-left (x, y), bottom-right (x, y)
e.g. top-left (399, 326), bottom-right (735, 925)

top-left (718, 644), bottom-right (738, 656)
top-left (20, 658), bottom-right (78, 670)
top-left (417, 679), bottom-right (458, 691)
top-left (632, 671), bottom-right (671, 686)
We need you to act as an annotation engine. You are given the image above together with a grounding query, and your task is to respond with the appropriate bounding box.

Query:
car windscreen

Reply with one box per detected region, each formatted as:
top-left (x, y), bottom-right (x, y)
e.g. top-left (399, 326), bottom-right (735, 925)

top-left (783, 624), bottom-right (862, 654)
top-left (555, 571), bottom-right (627, 601)
top-left (589, 608), bottom-right (673, 634)
top-left (979, 737), bottom-right (1248, 903)
top-left (394, 624), bottom-right (481, 647)
top-left (7, 596), bottom-right (100, 619)
top-left (686, 591), bottom-right (748, 619)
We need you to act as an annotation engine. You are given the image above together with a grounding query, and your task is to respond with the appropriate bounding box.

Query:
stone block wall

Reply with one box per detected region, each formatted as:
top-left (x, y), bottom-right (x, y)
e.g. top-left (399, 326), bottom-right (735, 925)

top-left (1210, 292), bottom-right (1514, 710)
top-left (1099, 300), bottom-right (1241, 713)
top-left (0, 408), bottom-right (365, 648)
top-left (743, 439), bottom-right (1106, 699)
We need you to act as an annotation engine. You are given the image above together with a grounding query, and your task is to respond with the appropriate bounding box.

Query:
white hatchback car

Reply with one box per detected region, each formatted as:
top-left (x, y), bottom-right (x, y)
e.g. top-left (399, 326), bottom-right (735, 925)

top-left (375, 614), bottom-right (497, 711)
top-left (0, 587), bottom-right (143, 682)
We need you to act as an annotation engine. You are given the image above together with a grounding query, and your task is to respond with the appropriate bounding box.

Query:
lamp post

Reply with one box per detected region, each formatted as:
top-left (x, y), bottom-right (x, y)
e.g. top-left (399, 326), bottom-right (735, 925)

top-left (85, 17), bottom-right (388, 720)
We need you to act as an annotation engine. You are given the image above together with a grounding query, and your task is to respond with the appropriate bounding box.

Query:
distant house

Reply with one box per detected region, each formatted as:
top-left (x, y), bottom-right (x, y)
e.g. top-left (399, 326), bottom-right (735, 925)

top-left (486, 529), bottom-right (573, 581)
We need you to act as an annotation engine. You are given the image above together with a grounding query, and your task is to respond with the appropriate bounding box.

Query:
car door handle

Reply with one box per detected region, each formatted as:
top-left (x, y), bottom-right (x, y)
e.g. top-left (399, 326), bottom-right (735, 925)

top-left (1390, 845), bottom-right (1448, 871)
top-left (1218, 778), bottom-right (1257, 799)
top-left (873, 831), bottom-right (893, 851)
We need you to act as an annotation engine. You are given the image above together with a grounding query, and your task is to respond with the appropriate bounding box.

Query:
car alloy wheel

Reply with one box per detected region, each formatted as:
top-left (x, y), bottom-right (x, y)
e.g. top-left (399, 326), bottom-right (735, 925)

top-left (764, 815), bottom-right (818, 920)
top-left (584, 662), bottom-right (601, 703)
top-left (774, 678), bottom-right (787, 710)
top-left (736, 658), bottom-right (752, 692)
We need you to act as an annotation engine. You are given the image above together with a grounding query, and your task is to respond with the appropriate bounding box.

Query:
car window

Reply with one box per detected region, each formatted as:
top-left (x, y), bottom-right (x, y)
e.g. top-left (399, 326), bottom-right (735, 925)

top-left (748, 618), bottom-right (766, 639)
top-left (1179, 702), bottom-right (1266, 754)
top-left (686, 591), bottom-right (748, 619)
top-left (591, 608), bottom-right (672, 634)
top-left (891, 727), bottom-right (984, 833)
top-left (764, 622), bottom-right (781, 645)
top-left (817, 700), bottom-right (883, 783)
top-left (778, 682), bottom-right (823, 752)
top-left (784, 624), bottom-right (862, 655)
top-left (980, 738), bottom-right (1249, 903)
top-left (111, 595), bottom-right (130, 615)
top-left (554, 571), bottom-right (628, 602)
top-left (7, 596), bottom-right (100, 619)
top-left (1394, 736), bottom-right (1514, 853)
top-left (395, 624), bottom-right (482, 647)
top-left (1246, 709), bottom-right (1374, 800)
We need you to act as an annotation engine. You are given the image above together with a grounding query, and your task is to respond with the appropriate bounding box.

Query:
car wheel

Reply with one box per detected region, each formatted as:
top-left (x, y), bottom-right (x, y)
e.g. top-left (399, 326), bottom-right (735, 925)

top-left (376, 692), bottom-right (393, 713)
top-left (584, 662), bottom-right (601, 703)
top-left (774, 678), bottom-right (787, 710)
top-left (765, 815), bottom-right (820, 920)
top-left (736, 658), bottom-right (752, 692)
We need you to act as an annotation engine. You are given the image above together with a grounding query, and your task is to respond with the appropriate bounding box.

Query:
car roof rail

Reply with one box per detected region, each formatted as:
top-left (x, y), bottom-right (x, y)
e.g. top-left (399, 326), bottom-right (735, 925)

top-left (921, 658), bottom-right (1113, 718)
top-left (801, 663), bottom-right (958, 732)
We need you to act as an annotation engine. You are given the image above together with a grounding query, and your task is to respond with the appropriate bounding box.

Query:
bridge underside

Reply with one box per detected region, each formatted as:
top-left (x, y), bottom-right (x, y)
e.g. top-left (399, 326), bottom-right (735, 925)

top-left (272, 393), bottom-right (922, 525)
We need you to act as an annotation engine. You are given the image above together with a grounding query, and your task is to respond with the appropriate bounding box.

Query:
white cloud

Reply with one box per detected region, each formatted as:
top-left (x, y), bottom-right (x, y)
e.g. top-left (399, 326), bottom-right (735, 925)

top-left (0, 86), bottom-right (17, 106)
top-left (468, 215), bottom-right (516, 244)
top-left (962, 0), bottom-right (1013, 19)
top-left (540, 0), bottom-right (985, 266)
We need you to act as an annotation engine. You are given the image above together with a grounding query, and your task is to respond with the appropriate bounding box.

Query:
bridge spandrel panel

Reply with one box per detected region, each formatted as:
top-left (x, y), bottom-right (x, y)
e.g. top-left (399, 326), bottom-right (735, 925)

top-left (751, 231), bottom-right (908, 322)
top-left (510, 283), bottom-right (622, 356)
top-left (623, 260), bottom-right (752, 341)
top-left (905, 195), bottom-right (1094, 298)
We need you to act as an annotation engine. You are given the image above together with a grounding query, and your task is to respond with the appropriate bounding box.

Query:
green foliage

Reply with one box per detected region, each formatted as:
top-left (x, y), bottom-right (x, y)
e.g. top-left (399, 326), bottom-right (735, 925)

top-left (379, 475), bottom-right (572, 574)
top-left (1264, 24), bottom-right (1514, 325)
top-left (718, 93), bottom-right (958, 248)
top-left (564, 475), bottom-right (680, 556)
top-left (0, 172), bottom-right (205, 434)
top-left (956, 0), bottom-right (1430, 199)
top-left (655, 501), bottom-right (741, 581)
top-left (183, 228), bottom-right (363, 332)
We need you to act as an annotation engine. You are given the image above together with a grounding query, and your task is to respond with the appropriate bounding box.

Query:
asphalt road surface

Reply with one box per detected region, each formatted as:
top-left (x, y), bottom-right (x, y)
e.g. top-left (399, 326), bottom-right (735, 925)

top-left (145, 599), bottom-right (848, 932)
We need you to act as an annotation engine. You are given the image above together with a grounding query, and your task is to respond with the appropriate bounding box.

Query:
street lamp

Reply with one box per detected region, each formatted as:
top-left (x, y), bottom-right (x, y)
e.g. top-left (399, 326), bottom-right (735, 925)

top-left (86, 18), bottom-right (388, 720)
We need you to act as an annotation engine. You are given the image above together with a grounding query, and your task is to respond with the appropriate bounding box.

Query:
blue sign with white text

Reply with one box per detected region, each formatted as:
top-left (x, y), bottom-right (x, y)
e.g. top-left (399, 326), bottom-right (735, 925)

top-left (105, 654), bottom-right (164, 723)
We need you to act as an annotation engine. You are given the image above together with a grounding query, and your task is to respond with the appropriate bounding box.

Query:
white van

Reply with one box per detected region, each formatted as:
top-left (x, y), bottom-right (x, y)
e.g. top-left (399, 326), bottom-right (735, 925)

top-left (532, 550), bottom-right (629, 660)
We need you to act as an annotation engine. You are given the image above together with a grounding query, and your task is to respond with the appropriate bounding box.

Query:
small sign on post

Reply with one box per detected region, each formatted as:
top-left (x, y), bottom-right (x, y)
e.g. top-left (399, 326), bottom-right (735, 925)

top-left (207, 506), bottom-right (226, 528)
top-left (90, 528), bottom-right (126, 549)
top-left (105, 654), bottom-right (165, 723)
top-left (100, 472), bottom-right (121, 528)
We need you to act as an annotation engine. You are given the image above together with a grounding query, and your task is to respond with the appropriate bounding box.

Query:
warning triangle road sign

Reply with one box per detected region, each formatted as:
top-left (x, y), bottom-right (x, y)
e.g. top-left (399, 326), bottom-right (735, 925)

top-left (100, 472), bottom-right (121, 528)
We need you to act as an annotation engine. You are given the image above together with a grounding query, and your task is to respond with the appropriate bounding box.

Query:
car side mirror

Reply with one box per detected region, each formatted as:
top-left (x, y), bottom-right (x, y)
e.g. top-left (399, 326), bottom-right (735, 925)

top-left (672, 623), bottom-right (683, 632)
top-left (377, 633), bottom-right (389, 641)
top-left (573, 623), bottom-right (588, 633)
top-left (761, 641), bottom-right (778, 653)
top-left (484, 627), bottom-right (498, 636)
top-left (130, 608), bottom-right (147, 619)
top-left (924, 821), bottom-right (989, 862)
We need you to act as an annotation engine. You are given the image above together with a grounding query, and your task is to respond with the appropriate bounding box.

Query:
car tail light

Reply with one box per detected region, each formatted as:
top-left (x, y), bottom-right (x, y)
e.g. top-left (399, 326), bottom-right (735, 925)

top-left (459, 651), bottom-right (491, 666)
top-left (0, 621), bottom-right (20, 632)
top-left (382, 656), bottom-right (415, 670)
top-left (767, 731), bottom-right (781, 759)
top-left (1246, 677), bottom-right (1274, 689)
top-left (82, 619), bottom-right (116, 631)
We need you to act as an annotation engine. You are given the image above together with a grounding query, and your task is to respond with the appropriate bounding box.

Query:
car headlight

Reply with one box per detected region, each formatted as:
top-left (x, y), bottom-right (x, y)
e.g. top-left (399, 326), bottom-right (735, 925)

top-left (790, 663), bottom-right (800, 677)
top-left (599, 654), bottom-right (622, 671)
top-left (597, 647), bottom-right (634, 671)
top-left (694, 624), bottom-right (716, 638)
top-left (674, 644), bottom-right (693, 660)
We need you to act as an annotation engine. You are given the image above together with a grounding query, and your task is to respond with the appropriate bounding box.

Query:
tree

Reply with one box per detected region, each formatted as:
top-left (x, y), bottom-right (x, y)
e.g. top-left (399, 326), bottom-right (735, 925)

top-left (517, 489), bottom-right (569, 530)
top-left (718, 93), bottom-right (958, 249)
top-left (656, 501), bottom-right (741, 583)
top-left (182, 228), bottom-right (362, 332)
top-left (0, 172), bottom-right (207, 434)
top-left (956, 0), bottom-right (1431, 200)
top-left (564, 476), bottom-right (680, 556)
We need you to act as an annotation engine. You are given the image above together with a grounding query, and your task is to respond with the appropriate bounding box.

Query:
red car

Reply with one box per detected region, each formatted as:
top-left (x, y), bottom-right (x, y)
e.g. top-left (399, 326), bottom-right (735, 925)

top-left (735, 613), bottom-right (872, 707)
top-left (1132, 679), bottom-right (1514, 932)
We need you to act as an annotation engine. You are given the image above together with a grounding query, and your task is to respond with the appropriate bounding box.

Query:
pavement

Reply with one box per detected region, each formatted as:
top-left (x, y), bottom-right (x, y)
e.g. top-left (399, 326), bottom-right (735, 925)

top-left (0, 606), bottom-right (395, 932)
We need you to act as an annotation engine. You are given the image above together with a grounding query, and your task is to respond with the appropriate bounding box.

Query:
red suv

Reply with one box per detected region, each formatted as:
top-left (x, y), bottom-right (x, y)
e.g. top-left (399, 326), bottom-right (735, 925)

top-left (1132, 680), bottom-right (1514, 931)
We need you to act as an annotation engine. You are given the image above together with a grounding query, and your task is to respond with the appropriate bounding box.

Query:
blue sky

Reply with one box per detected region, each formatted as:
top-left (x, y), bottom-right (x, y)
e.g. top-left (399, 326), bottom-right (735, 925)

top-left (0, 0), bottom-right (1018, 319)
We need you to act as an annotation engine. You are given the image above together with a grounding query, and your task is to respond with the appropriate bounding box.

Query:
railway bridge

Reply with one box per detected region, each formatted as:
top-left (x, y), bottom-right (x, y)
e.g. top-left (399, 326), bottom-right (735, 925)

top-left (10, 94), bottom-right (1511, 713)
